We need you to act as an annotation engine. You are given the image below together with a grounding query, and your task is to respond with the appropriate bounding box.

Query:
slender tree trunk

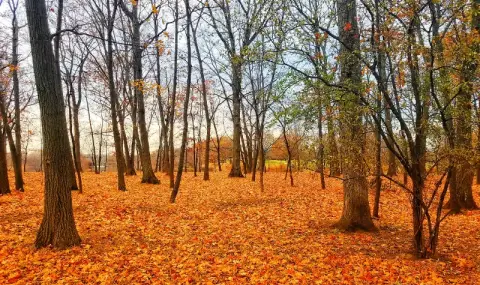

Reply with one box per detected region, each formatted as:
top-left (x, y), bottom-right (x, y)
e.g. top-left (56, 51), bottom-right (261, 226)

top-left (259, 128), bottom-right (265, 192)
top-left (107, 0), bottom-right (126, 190)
top-left (120, 0), bottom-right (158, 183)
top-left (373, 1), bottom-right (384, 217)
top-left (67, 89), bottom-right (83, 193)
top-left (213, 118), bottom-right (222, 171)
top-left (134, 27), bottom-right (158, 183)
top-left (0, 100), bottom-right (23, 191)
top-left (326, 102), bottom-right (340, 176)
top-left (23, 135), bottom-right (29, 172)
top-left (171, 0), bottom-right (192, 202)
top-left (316, 95), bottom-right (326, 189)
top-left (10, 3), bottom-right (24, 191)
top-left (26, 0), bottom-right (81, 249)
top-left (169, 0), bottom-right (179, 188)
top-left (98, 119), bottom-right (103, 174)
top-left (86, 95), bottom-right (97, 173)
top-left (385, 106), bottom-right (396, 176)
top-left (73, 60), bottom-right (85, 173)
top-left (191, 19), bottom-right (211, 180)
top-left (373, 100), bottom-right (382, 218)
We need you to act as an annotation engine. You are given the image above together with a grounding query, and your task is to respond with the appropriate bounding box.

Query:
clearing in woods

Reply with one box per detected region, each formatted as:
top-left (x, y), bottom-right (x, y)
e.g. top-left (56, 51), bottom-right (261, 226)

top-left (0, 171), bottom-right (479, 284)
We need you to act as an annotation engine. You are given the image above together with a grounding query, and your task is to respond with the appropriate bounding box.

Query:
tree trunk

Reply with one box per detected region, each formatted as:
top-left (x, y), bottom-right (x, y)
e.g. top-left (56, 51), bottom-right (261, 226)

top-left (326, 102), bottom-right (340, 176)
top-left (316, 94), bottom-right (326, 189)
top-left (52, 0), bottom-right (78, 191)
top-left (85, 95), bottom-right (97, 173)
top-left (169, 0), bottom-right (179, 188)
top-left (26, 0), bottom-right (81, 248)
top-left (213, 118), bottom-right (222, 171)
top-left (229, 60), bottom-right (244, 177)
top-left (190, 19), bottom-right (210, 180)
top-left (11, 3), bottom-right (24, 191)
top-left (133, 23), bottom-right (158, 184)
top-left (73, 85), bottom-right (82, 173)
top-left (335, 0), bottom-right (376, 232)
top-left (0, 122), bottom-right (10, 195)
top-left (67, 89), bottom-right (83, 193)
top-left (171, 0), bottom-right (192, 202)
top-left (107, 0), bottom-right (126, 191)
top-left (0, 99), bottom-right (23, 191)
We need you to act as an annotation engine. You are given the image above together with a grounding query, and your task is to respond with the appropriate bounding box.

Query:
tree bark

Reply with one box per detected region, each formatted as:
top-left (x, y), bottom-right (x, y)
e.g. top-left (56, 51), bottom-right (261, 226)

top-left (170, 0), bottom-right (192, 202)
top-left (334, 0), bottom-right (376, 231)
top-left (26, 0), bottom-right (81, 249)
top-left (107, 0), bottom-right (126, 191)
top-left (0, 122), bottom-right (10, 195)
top-left (326, 102), bottom-right (340, 176)
top-left (169, 0), bottom-right (179, 188)
top-left (229, 59), bottom-right (244, 177)
top-left (120, 0), bottom-right (158, 184)
top-left (10, 0), bottom-right (24, 191)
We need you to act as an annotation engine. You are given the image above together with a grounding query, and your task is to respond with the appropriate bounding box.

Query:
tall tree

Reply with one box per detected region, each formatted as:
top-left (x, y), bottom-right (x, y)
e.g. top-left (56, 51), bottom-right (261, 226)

top-left (7, 0), bottom-right (24, 191)
top-left (119, 0), bottom-right (159, 184)
top-left (334, 0), bottom-right (376, 231)
top-left (25, 0), bottom-right (81, 249)
top-left (190, 7), bottom-right (211, 181)
top-left (171, 0), bottom-right (192, 203)
top-left (106, 0), bottom-right (127, 190)
top-left (206, 0), bottom-right (275, 177)
top-left (0, 93), bottom-right (10, 195)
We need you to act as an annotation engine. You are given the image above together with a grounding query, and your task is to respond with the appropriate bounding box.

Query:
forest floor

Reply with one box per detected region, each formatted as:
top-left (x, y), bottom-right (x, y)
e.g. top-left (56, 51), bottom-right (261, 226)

top-left (1, 171), bottom-right (479, 284)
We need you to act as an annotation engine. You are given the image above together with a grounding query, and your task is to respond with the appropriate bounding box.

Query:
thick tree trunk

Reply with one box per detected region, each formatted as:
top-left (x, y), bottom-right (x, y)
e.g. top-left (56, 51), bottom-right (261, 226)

top-left (52, 0), bottom-right (78, 191)
top-left (229, 60), bottom-right (244, 178)
top-left (453, 69), bottom-right (477, 210)
top-left (0, 123), bottom-right (10, 195)
top-left (26, 0), bottom-right (81, 248)
top-left (335, 0), bottom-right (376, 231)
top-left (453, 2), bottom-right (479, 209)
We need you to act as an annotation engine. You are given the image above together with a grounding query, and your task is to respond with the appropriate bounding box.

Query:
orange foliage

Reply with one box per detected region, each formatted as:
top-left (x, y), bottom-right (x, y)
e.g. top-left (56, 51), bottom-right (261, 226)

top-left (1, 172), bottom-right (479, 283)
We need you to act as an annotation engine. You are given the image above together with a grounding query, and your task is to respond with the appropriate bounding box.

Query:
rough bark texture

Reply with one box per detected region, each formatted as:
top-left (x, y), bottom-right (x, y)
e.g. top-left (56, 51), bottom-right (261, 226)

top-left (335, 0), bottom-right (376, 232)
top-left (26, 0), bottom-right (81, 249)
top-left (229, 60), bottom-right (244, 178)
top-left (0, 122), bottom-right (10, 195)
top-left (52, 0), bottom-right (78, 191)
